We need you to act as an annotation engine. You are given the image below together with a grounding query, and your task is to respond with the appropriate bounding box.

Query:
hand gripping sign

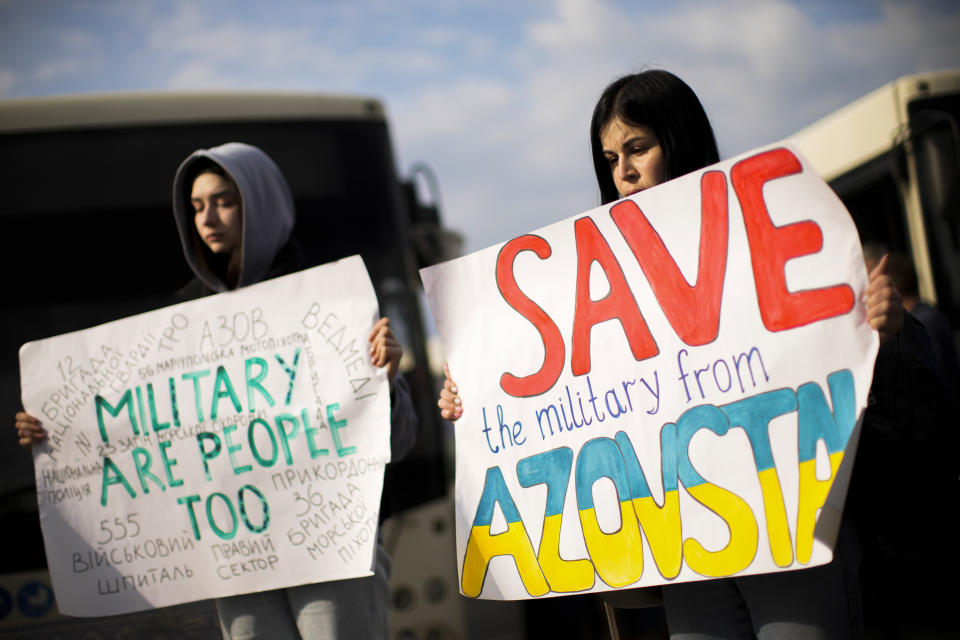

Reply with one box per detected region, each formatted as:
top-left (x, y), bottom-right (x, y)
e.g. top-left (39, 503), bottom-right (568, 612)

top-left (20, 256), bottom-right (391, 616)
top-left (421, 145), bottom-right (878, 600)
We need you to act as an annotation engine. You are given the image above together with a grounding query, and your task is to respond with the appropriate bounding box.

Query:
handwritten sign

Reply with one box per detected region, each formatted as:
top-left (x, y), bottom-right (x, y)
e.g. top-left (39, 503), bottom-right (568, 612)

top-left (421, 145), bottom-right (879, 600)
top-left (20, 256), bottom-right (391, 616)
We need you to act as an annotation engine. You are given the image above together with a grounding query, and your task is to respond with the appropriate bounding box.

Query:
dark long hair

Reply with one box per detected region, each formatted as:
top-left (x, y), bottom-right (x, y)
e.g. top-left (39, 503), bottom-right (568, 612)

top-left (590, 70), bottom-right (720, 204)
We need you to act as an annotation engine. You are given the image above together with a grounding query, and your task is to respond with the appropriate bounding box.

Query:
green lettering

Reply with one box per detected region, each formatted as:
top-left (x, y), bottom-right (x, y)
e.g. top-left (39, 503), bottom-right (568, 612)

top-left (207, 492), bottom-right (238, 540)
top-left (210, 366), bottom-right (242, 419)
top-left (239, 484), bottom-right (270, 533)
top-left (224, 424), bottom-right (252, 475)
top-left (248, 418), bottom-right (279, 467)
top-left (95, 391), bottom-right (135, 444)
top-left (274, 349), bottom-right (302, 405)
top-left (100, 456), bottom-right (136, 506)
top-left (274, 413), bottom-right (300, 465)
top-left (132, 446), bottom-right (166, 494)
top-left (197, 432), bottom-right (222, 481)
top-left (169, 377), bottom-right (181, 427)
top-left (327, 403), bottom-right (356, 457)
top-left (303, 408), bottom-right (329, 459)
top-left (158, 441), bottom-right (183, 487)
top-left (178, 494), bottom-right (202, 540)
top-left (244, 357), bottom-right (275, 412)
top-left (182, 369), bottom-right (210, 422)
top-left (147, 382), bottom-right (171, 432)
top-left (134, 387), bottom-right (146, 436)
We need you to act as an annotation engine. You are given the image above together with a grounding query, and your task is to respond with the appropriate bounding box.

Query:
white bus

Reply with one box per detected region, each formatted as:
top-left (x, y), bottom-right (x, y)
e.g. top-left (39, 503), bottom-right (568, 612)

top-left (789, 68), bottom-right (960, 333)
top-left (0, 91), bottom-right (460, 636)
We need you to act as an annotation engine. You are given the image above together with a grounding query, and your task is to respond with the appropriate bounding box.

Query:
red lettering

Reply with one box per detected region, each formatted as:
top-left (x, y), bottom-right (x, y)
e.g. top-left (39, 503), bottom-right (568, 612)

top-left (496, 235), bottom-right (565, 397)
top-left (611, 170), bottom-right (728, 345)
top-left (571, 217), bottom-right (658, 376)
top-left (732, 148), bottom-right (854, 331)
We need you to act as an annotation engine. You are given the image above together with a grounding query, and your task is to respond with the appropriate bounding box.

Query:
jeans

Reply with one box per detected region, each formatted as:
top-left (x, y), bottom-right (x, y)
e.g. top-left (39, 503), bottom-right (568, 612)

top-left (216, 542), bottom-right (391, 640)
top-left (662, 521), bottom-right (862, 639)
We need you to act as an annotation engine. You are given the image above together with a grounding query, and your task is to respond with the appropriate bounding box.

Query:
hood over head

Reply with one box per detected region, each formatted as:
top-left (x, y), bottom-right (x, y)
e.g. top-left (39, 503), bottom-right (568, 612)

top-left (172, 142), bottom-right (295, 292)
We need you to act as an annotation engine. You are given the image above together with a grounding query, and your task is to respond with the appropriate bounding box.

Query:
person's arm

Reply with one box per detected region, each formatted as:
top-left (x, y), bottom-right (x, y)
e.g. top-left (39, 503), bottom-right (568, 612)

top-left (388, 374), bottom-right (417, 461)
top-left (848, 256), bottom-right (958, 539)
top-left (14, 411), bottom-right (46, 447)
top-left (368, 317), bottom-right (417, 461)
top-left (863, 252), bottom-right (956, 425)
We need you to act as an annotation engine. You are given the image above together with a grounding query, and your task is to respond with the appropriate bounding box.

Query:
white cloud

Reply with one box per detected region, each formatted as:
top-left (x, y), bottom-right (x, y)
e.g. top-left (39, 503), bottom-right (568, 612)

top-left (9, 0), bottom-right (955, 253)
top-left (0, 68), bottom-right (14, 97)
top-left (150, 7), bottom-right (319, 68)
top-left (34, 57), bottom-right (83, 81)
top-left (396, 79), bottom-right (513, 140)
top-left (59, 27), bottom-right (96, 50)
top-left (519, 0), bottom-right (960, 153)
top-left (352, 49), bottom-right (445, 74)
top-left (420, 26), bottom-right (495, 59)
top-left (830, 1), bottom-right (960, 71)
top-left (149, 2), bottom-right (450, 91)
top-left (166, 61), bottom-right (238, 90)
top-left (392, 0), bottom-right (960, 253)
top-left (529, 0), bottom-right (629, 49)
top-left (394, 86), bottom-right (600, 251)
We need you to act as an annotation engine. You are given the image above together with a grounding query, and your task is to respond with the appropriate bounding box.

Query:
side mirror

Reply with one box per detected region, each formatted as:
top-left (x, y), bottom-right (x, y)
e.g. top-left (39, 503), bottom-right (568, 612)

top-left (403, 162), bottom-right (463, 268)
top-left (912, 110), bottom-right (960, 222)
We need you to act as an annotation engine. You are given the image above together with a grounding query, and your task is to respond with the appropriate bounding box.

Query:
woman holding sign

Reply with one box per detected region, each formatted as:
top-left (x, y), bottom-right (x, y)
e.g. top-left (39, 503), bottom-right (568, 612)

top-left (438, 70), bottom-right (922, 639)
top-left (16, 142), bottom-right (416, 640)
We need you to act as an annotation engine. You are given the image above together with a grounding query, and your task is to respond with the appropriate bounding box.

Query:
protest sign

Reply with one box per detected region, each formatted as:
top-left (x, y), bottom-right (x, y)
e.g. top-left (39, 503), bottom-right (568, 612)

top-left (421, 145), bottom-right (879, 600)
top-left (20, 255), bottom-right (391, 616)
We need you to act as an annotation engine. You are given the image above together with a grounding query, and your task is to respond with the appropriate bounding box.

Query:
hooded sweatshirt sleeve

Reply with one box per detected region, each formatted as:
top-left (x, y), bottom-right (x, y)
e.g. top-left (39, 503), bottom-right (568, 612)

top-left (389, 374), bottom-right (417, 463)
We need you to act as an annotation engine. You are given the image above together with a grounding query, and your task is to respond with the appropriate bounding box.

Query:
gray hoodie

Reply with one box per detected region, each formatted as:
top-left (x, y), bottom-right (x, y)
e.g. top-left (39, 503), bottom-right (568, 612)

top-left (172, 142), bottom-right (295, 292)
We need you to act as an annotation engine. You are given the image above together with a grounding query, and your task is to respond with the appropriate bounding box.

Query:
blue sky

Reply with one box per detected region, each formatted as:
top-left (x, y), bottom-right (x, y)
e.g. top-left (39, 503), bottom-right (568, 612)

top-left (2, 0), bottom-right (959, 253)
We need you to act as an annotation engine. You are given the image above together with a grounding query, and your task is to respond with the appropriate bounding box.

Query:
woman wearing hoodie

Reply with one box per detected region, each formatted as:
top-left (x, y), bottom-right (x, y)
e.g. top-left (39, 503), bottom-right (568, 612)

top-left (17, 142), bottom-right (415, 640)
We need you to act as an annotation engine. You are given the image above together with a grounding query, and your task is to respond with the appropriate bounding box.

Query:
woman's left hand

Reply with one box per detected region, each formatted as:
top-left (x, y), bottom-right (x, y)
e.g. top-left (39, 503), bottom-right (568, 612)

top-left (369, 317), bottom-right (402, 388)
top-left (438, 364), bottom-right (462, 421)
top-left (866, 253), bottom-right (904, 344)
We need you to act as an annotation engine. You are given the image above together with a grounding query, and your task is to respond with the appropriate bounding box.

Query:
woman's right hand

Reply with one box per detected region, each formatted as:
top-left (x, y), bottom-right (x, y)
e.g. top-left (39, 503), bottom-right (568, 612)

top-left (866, 253), bottom-right (904, 344)
top-left (15, 412), bottom-right (46, 447)
top-left (438, 364), bottom-right (463, 421)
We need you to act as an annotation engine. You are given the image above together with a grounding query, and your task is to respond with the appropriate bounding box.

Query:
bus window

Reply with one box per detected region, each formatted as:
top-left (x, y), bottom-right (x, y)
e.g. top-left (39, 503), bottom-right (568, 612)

top-left (910, 94), bottom-right (960, 323)
top-left (828, 156), bottom-right (910, 257)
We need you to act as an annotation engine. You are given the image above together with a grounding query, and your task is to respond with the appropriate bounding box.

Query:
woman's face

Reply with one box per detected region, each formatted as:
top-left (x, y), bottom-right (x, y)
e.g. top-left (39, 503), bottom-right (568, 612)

top-left (600, 118), bottom-right (666, 198)
top-left (191, 172), bottom-right (242, 256)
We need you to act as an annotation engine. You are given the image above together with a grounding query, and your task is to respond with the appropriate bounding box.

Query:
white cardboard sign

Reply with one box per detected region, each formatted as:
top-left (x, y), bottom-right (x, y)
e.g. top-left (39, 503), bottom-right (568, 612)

top-left (20, 256), bottom-right (391, 616)
top-left (421, 145), bottom-right (878, 600)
